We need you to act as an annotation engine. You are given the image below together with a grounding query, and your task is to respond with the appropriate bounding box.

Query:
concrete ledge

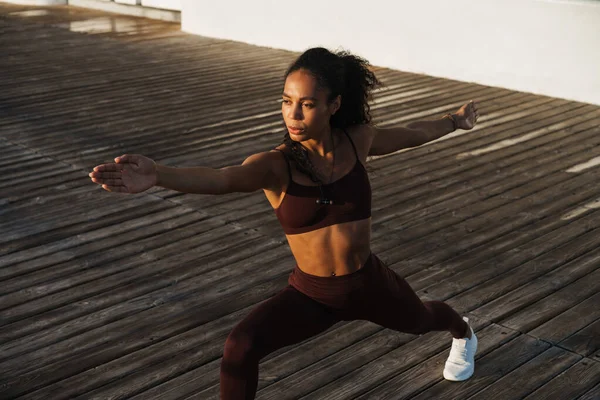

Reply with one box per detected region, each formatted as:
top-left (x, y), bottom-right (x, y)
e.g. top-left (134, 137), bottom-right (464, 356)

top-left (69, 0), bottom-right (180, 22)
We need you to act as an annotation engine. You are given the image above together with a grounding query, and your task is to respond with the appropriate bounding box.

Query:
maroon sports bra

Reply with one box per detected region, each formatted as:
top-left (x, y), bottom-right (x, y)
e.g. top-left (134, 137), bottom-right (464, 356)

top-left (274, 130), bottom-right (372, 235)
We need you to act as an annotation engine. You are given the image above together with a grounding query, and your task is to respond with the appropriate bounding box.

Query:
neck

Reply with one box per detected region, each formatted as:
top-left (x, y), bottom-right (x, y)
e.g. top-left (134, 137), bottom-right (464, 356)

top-left (302, 126), bottom-right (335, 158)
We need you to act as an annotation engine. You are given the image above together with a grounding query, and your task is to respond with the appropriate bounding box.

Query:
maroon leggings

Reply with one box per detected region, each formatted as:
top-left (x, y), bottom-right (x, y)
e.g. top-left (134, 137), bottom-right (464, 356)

top-left (220, 253), bottom-right (468, 399)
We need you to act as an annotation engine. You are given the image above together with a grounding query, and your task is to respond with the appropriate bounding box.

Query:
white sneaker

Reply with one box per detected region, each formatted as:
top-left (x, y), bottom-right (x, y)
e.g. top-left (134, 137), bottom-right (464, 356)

top-left (443, 317), bottom-right (478, 381)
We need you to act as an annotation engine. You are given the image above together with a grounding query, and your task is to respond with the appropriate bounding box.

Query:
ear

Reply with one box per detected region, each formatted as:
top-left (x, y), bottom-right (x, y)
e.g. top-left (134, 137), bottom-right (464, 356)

top-left (329, 95), bottom-right (341, 115)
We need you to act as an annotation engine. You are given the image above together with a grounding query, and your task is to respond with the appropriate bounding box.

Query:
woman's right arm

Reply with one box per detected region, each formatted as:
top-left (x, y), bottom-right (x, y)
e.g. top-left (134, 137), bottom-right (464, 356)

top-left (89, 152), bottom-right (282, 195)
top-left (157, 152), bottom-right (282, 194)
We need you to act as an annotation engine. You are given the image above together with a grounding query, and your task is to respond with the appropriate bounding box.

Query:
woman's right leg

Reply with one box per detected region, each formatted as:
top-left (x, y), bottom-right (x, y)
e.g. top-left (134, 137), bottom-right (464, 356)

top-left (220, 285), bottom-right (339, 400)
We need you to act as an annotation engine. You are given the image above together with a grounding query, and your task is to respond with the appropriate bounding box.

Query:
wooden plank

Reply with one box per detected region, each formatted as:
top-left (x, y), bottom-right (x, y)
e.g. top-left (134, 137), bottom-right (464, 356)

top-left (2, 177), bottom-right (90, 206)
top-left (0, 194), bottom-right (176, 253)
top-left (0, 200), bottom-right (192, 274)
top-left (410, 335), bottom-right (550, 400)
top-left (91, 322), bottom-right (377, 399)
top-left (0, 235), bottom-right (278, 345)
top-left (377, 114), bottom-right (597, 211)
top-left (376, 117), bottom-right (600, 228)
top-left (0, 160), bottom-right (73, 186)
top-left (0, 172), bottom-right (89, 203)
top-left (54, 321), bottom-right (381, 400)
top-left (1, 64), bottom-right (283, 117)
top-left (0, 233), bottom-right (285, 361)
top-left (380, 166), bottom-right (600, 280)
top-left (445, 231), bottom-right (600, 317)
top-left (2, 52), bottom-right (285, 109)
top-left (468, 347), bottom-right (580, 399)
top-left (21, 305), bottom-right (251, 400)
top-left (322, 322), bottom-right (518, 400)
top-left (373, 109), bottom-right (600, 235)
top-left (522, 358), bottom-right (600, 400)
top-left (388, 120), bottom-right (600, 236)
top-left (414, 208), bottom-right (600, 299)
top-left (252, 316), bottom-right (482, 399)
top-left (371, 97), bottom-right (578, 186)
top-left (0, 243), bottom-right (292, 367)
top-left (371, 95), bottom-right (577, 176)
top-left (2, 85), bottom-right (285, 149)
top-left (253, 329), bottom-right (416, 400)
top-left (0, 210), bottom-right (201, 307)
top-left (0, 41), bottom-right (285, 100)
top-left (0, 264), bottom-right (294, 398)
top-left (559, 319), bottom-right (600, 358)
top-left (529, 293), bottom-right (600, 344)
top-left (0, 185), bottom-right (117, 226)
top-left (375, 119), bottom-right (596, 255)
top-left (0, 199), bottom-right (183, 270)
top-left (497, 268), bottom-right (600, 333)
top-left (576, 382), bottom-right (600, 400)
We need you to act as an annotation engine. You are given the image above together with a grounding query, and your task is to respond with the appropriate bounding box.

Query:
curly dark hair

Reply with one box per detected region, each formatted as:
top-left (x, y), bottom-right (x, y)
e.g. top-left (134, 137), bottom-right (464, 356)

top-left (282, 47), bottom-right (380, 183)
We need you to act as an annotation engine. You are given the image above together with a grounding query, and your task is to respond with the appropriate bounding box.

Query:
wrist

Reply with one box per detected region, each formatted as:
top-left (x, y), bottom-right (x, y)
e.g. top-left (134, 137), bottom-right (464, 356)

top-left (154, 163), bottom-right (164, 187)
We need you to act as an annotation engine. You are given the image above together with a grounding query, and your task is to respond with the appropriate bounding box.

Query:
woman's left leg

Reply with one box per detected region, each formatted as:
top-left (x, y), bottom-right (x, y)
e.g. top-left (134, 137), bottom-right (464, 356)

top-left (355, 255), bottom-right (468, 338)
top-left (352, 254), bottom-right (477, 381)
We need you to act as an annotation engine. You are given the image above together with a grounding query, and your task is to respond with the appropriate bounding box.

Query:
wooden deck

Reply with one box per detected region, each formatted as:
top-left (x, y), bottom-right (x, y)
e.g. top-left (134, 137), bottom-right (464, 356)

top-left (1, 3), bottom-right (599, 399)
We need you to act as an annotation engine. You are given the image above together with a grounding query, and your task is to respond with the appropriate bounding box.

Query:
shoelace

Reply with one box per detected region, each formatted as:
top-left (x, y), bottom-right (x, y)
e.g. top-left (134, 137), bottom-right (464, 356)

top-left (450, 340), bottom-right (468, 361)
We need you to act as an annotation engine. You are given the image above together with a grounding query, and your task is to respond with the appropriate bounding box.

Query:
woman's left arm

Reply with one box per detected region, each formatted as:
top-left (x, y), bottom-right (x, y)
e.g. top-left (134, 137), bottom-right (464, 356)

top-left (368, 100), bottom-right (479, 156)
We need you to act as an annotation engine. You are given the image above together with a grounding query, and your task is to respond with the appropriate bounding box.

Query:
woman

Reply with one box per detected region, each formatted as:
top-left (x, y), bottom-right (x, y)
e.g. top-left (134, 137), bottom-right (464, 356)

top-left (89, 47), bottom-right (480, 399)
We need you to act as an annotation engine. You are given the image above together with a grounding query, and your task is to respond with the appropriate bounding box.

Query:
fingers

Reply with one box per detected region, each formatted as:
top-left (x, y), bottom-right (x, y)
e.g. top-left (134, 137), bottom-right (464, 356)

top-left (92, 163), bottom-right (123, 173)
top-left (115, 154), bottom-right (140, 165)
top-left (89, 168), bottom-right (125, 188)
top-left (91, 177), bottom-right (124, 187)
top-left (91, 177), bottom-right (129, 192)
top-left (89, 171), bottom-right (122, 179)
top-left (101, 184), bottom-right (129, 193)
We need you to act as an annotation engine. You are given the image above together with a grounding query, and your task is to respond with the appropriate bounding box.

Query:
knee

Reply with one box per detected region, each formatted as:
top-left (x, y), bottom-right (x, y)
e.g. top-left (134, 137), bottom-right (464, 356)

top-left (222, 330), bottom-right (258, 366)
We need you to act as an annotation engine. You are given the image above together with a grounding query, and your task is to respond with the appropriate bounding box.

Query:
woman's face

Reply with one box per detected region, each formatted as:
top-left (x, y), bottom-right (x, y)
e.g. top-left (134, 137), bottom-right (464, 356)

top-left (281, 69), bottom-right (340, 142)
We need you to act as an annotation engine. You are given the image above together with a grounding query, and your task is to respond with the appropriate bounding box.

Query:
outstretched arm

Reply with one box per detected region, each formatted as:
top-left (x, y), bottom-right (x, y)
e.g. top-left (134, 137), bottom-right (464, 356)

top-left (89, 152), bottom-right (282, 195)
top-left (156, 152), bottom-right (281, 194)
top-left (368, 100), bottom-right (479, 156)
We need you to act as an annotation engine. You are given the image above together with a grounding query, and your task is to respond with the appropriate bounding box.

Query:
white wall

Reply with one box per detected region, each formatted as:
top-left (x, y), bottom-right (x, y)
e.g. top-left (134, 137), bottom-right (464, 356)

top-left (181, 0), bottom-right (600, 106)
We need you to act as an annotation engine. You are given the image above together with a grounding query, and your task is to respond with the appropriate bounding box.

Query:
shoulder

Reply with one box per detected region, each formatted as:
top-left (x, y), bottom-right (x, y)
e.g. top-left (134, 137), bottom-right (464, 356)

top-left (344, 124), bottom-right (376, 162)
top-left (243, 148), bottom-right (288, 174)
top-left (252, 147), bottom-right (291, 188)
top-left (239, 148), bottom-right (288, 179)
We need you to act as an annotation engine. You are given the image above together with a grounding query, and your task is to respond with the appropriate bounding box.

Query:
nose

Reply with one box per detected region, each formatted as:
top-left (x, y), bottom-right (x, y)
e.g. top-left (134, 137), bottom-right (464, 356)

top-left (287, 103), bottom-right (303, 121)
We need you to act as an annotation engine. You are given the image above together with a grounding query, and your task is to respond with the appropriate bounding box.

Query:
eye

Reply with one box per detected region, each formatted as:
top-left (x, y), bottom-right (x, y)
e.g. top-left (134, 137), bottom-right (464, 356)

top-left (302, 103), bottom-right (315, 109)
top-left (281, 99), bottom-right (291, 105)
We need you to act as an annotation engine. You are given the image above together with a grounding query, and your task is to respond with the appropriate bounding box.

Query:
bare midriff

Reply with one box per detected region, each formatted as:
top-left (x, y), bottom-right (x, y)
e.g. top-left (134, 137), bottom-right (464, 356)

top-left (285, 218), bottom-right (372, 277)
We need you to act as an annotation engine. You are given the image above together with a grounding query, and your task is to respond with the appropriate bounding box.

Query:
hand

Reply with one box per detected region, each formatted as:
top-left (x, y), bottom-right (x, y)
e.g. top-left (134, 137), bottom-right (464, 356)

top-left (453, 100), bottom-right (479, 130)
top-left (89, 154), bottom-right (157, 193)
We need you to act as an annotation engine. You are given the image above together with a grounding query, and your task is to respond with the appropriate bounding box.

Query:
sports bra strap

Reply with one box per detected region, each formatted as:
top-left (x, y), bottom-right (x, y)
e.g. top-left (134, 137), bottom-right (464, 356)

top-left (274, 149), bottom-right (293, 182)
top-left (342, 129), bottom-right (359, 162)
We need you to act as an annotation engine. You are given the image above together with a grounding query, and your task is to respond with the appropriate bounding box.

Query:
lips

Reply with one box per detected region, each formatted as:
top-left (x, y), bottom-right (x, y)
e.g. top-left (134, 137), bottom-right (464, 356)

top-left (288, 126), bottom-right (304, 135)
